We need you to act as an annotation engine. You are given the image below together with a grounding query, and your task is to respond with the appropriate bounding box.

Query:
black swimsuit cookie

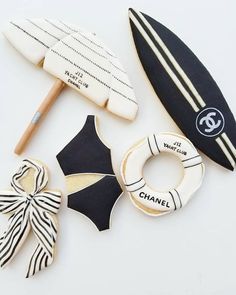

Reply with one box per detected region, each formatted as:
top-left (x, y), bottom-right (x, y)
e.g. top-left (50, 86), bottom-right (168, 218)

top-left (57, 115), bottom-right (123, 231)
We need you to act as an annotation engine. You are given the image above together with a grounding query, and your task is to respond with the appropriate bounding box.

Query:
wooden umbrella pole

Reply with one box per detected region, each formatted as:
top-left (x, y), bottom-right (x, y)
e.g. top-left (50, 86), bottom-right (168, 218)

top-left (14, 78), bottom-right (65, 155)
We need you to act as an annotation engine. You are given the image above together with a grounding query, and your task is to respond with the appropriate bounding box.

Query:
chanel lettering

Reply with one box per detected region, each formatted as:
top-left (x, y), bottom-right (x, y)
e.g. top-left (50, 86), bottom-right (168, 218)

top-left (121, 133), bottom-right (204, 216)
top-left (139, 191), bottom-right (170, 208)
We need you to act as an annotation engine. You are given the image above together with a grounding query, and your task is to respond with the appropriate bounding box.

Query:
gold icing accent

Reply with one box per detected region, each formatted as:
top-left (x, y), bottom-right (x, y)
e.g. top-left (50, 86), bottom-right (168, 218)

top-left (20, 168), bottom-right (35, 194)
top-left (65, 174), bottom-right (104, 194)
top-left (131, 196), bottom-right (168, 215)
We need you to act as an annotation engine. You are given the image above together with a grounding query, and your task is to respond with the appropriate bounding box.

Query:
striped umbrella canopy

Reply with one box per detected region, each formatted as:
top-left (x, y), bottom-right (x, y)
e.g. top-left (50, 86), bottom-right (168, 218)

top-left (4, 19), bottom-right (138, 154)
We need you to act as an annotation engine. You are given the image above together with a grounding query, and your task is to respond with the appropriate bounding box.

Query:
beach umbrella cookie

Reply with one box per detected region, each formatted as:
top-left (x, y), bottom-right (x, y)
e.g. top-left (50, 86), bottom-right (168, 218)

top-left (129, 9), bottom-right (236, 171)
top-left (3, 19), bottom-right (138, 154)
top-left (0, 159), bottom-right (61, 277)
top-left (121, 133), bottom-right (204, 216)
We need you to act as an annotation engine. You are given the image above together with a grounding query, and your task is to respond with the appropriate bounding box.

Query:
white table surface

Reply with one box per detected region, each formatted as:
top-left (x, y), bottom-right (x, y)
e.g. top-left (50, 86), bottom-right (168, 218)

top-left (0, 0), bottom-right (235, 294)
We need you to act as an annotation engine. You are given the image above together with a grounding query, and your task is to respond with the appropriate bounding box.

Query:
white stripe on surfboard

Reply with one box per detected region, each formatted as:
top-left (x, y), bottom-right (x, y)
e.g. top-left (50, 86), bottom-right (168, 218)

top-left (136, 10), bottom-right (206, 109)
top-left (221, 132), bottom-right (236, 159)
top-left (216, 137), bottom-right (235, 168)
top-left (129, 11), bottom-right (201, 112)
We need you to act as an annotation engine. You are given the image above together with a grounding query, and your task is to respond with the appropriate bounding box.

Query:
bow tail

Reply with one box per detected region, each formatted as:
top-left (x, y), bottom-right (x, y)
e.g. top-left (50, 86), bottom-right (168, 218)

top-left (0, 203), bottom-right (31, 268)
top-left (27, 208), bottom-right (58, 278)
top-left (26, 243), bottom-right (54, 278)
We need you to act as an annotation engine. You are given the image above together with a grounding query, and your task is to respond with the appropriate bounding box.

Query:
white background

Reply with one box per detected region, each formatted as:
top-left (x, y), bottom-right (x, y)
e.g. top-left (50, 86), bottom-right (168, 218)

top-left (0, 0), bottom-right (235, 294)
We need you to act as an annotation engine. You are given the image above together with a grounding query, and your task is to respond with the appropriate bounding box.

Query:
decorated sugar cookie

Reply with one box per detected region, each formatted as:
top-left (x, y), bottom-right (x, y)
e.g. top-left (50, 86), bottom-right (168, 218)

top-left (3, 18), bottom-right (138, 154)
top-left (0, 159), bottom-right (61, 277)
top-left (57, 115), bottom-right (123, 231)
top-left (121, 133), bottom-right (204, 216)
top-left (129, 9), bottom-right (236, 171)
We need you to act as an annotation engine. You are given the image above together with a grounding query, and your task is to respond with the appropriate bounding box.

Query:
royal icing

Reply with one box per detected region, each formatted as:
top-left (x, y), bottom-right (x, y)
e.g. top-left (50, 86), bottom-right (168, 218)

top-left (4, 18), bottom-right (138, 121)
top-left (57, 115), bottom-right (123, 231)
top-left (0, 159), bottom-right (61, 277)
top-left (121, 133), bottom-right (205, 216)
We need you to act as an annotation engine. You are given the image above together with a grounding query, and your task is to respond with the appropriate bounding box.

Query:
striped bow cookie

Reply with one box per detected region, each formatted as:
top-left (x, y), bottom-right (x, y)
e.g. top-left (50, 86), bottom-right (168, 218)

top-left (0, 159), bottom-right (61, 277)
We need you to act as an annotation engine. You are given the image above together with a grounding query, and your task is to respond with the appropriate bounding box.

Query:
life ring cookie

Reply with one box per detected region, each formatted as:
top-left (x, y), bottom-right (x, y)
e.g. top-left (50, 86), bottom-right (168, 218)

top-left (121, 133), bottom-right (205, 216)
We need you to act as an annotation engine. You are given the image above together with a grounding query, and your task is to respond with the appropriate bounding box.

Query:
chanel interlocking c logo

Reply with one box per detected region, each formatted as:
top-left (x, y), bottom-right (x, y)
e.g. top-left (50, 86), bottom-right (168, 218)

top-left (196, 108), bottom-right (225, 137)
top-left (199, 112), bottom-right (221, 132)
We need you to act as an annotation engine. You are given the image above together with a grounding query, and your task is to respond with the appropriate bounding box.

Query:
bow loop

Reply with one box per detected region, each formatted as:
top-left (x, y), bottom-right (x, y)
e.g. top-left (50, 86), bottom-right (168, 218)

top-left (0, 191), bottom-right (25, 214)
top-left (11, 159), bottom-right (48, 196)
top-left (33, 191), bottom-right (61, 215)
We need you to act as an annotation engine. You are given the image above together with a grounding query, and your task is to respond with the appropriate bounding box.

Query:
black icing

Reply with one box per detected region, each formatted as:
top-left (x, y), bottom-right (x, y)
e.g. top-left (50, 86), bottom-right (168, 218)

top-left (68, 176), bottom-right (122, 231)
top-left (129, 9), bottom-right (236, 170)
top-left (56, 115), bottom-right (122, 231)
top-left (57, 115), bottom-right (114, 175)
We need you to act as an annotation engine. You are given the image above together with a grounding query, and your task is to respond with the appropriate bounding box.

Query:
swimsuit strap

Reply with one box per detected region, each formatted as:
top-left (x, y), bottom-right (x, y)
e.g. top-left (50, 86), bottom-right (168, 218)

top-left (57, 115), bottom-right (114, 176)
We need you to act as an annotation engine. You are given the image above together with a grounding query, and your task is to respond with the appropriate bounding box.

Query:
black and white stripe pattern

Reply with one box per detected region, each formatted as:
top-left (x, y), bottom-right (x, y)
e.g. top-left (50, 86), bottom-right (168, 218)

top-left (0, 159), bottom-right (61, 278)
top-left (4, 19), bottom-right (81, 66)
top-left (44, 28), bottom-right (137, 107)
top-left (147, 134), bottom-right (160, 156)
top-left (182, 154), bottom-right (202, 169)
top-left (125, 178), bottom-right (146, 192)
top-left (129, 9), bottom-right (206, 113)
top-left (129, 9), bottom-right (235, 170)
top-left (5, 19), bottom-right (138, 119)
top-left (169, 189), bottom-right (182, 210)
top-left (216, 133), bottom-right (236, 169)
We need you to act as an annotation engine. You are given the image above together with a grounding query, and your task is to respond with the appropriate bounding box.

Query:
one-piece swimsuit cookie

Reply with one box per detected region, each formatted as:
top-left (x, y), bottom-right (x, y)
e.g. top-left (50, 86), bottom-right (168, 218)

top-left (57, 115), bottom-right (123, 231)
